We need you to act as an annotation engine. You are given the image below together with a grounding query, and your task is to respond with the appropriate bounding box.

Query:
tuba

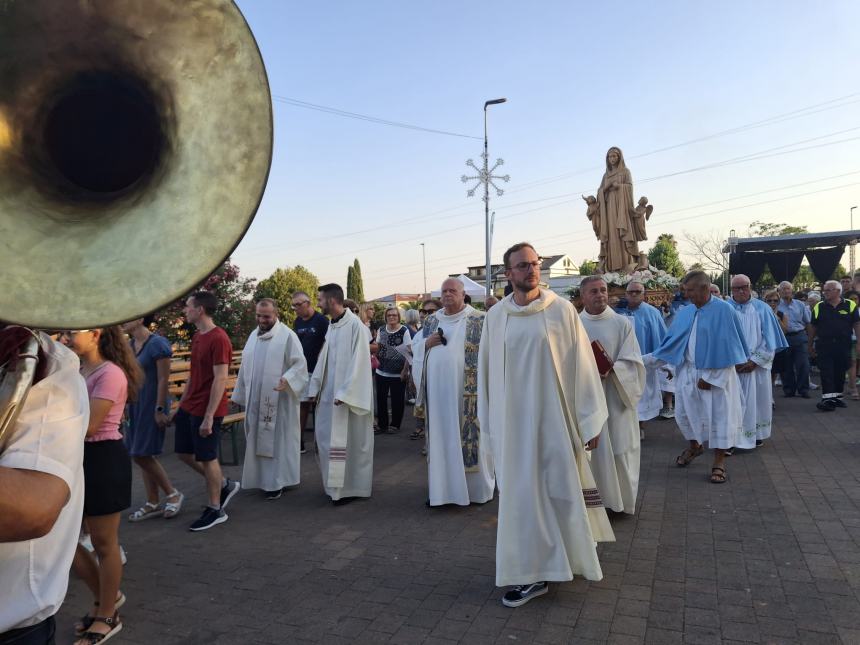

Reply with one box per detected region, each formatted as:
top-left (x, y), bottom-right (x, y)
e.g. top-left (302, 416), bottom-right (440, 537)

top-left (0, 0), bottom-right (273, 449)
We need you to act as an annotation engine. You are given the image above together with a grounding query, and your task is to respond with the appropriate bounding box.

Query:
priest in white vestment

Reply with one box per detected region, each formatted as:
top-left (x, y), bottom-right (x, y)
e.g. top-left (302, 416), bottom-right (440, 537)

top-left (231, 300), bottom-right (309, 498)
top-left (413, 278), bottom-right (494, 507)
top-left (644, 271), bottom-right (749, 484)
top-left (308, 284), bottom-right (374, 503)
top-left (623, 280), bottom-right (668, 426)
top-left (478, 243), bottom-right (614, 609)
top-left (727, 275), bottom-right (788, 450)
top-left (579, 277), bottom-right (645, 515)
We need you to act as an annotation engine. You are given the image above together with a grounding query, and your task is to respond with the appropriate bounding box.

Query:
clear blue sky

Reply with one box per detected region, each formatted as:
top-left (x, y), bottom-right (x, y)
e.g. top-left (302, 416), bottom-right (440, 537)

top-left (232, 0), bottom-right (860, 298)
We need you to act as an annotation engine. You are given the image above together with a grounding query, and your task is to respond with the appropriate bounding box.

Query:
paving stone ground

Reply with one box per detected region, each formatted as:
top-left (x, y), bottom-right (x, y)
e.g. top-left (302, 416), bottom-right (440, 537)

top-left (58, 389), bottom-right (860, 645)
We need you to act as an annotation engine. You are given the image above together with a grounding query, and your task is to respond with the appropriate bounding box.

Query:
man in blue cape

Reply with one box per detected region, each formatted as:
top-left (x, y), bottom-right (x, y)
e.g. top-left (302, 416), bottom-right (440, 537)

top-left (643, 271), bottom-right (748, 484)
top-left (727, 274), bottom-right (788, 450)
top-left (623, 281), bottom-right (669, 434)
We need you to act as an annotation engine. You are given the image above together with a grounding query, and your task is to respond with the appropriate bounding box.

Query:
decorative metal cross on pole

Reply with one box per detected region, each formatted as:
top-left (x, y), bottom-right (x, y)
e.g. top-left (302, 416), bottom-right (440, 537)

top-left (461, 98), bottom-right (509, 297)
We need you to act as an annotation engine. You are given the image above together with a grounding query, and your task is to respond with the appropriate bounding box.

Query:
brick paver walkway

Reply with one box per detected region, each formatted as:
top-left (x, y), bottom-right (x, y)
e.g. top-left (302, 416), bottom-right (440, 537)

top-left (58, 393), bottom-right (860, 644)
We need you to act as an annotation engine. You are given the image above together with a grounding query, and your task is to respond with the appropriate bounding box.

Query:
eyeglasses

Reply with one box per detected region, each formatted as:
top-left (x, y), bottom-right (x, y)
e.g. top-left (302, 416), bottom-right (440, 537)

top-left (626, 290), bottom-right (643, 295)
top-left (59, 329), bottom-right (92, 338)
top-left (511, 261), bottom-right (541, 271)
top-left (290, 301), bottom-right (310, 308)
top-left (730, 285), bottom-right (751, 291)
top-left (419, 309), bottom-right (437, 315)
top-left (765, 299), bottom-right (778, 303)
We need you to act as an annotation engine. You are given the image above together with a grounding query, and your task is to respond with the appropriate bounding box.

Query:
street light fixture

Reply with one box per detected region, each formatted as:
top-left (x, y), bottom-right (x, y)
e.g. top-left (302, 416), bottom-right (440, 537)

top-left (462, 97), bottom-right (510, 297)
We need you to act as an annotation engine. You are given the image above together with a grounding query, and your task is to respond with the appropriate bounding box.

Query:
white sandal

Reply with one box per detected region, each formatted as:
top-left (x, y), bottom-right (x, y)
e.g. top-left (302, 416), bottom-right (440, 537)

top-left (128, 502), bottom-right (162, 522)
top-left (162, 490), bottom-right (184, 519)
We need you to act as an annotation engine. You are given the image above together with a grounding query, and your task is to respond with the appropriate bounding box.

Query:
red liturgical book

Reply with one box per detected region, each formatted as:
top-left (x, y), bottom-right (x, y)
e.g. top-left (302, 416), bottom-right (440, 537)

top-left (591, 339), bottom-right (614, 376)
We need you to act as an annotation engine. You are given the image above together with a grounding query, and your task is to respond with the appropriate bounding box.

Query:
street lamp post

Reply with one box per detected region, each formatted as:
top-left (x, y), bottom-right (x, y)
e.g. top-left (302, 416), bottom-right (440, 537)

top-left (420, 242), bottom-right (427, 296)
top-left (462, 98), bottom-right (509, 297)
top-left (851, 206), bottom-right (858, 276)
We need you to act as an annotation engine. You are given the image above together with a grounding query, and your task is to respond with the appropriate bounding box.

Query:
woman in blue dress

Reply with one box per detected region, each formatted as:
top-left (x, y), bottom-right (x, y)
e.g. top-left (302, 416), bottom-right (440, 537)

top-left (121, 316), bottom-right (184, 520)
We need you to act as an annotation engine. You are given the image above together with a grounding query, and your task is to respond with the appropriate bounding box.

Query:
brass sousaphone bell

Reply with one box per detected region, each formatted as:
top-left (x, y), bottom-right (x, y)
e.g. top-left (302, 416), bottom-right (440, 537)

top-left (0, 0), bottom-right (273, 447)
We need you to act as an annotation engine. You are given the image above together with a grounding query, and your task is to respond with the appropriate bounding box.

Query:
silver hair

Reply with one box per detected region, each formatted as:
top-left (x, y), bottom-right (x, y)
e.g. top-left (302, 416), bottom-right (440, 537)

top-left (777, 281), bottom-right (793, 290)
top-left (807, 291), bottom-right (821, 302)
top-left (580, 275), bottom-right (607, 290)
top-left (824, 280), bottom-right (842, 294)
top-left (626, 280), bottom-right (645, 291)
top-left (404, 309), bottom-right (420, 325)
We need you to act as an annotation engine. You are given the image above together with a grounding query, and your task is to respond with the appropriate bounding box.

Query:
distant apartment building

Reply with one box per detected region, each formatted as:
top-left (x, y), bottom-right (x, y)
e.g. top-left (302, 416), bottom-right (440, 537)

top-left (451, 253), bottom-right (580, 296)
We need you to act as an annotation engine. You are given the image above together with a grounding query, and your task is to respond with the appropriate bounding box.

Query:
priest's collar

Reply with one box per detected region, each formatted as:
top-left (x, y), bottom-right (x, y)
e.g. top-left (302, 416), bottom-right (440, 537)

top-left (581, 306), bottom-right (615, 320)
top-left (503, 288), bottom-right (556, 316)
top-left (330, 311), bottom-right (347, 324)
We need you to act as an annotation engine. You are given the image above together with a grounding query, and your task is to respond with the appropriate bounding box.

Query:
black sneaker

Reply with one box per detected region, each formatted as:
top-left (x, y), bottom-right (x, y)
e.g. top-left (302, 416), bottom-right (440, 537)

top-left (755, 440), bottom-right (763, 447)
top-left (265, 489), bottom-right (283, 500)
top-left (724, 447), bottom-right (735, 456)
top-left (817, 400), bottom-right (836, 412)
top-left (830, 398), bottom-right (847, 408)
top-left (502, 581), bottom-right (548, 608)
top-left (220, 479), bottom-right (241, 509)
top-left (300, 444), bottom-right (307, 454)
top-left (189, 507), bottom-right (227, 532)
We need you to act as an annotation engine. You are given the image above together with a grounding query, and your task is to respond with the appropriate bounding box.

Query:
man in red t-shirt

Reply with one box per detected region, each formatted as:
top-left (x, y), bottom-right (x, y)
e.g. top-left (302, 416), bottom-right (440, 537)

top-left (170, 291), bottom-right (240, 531)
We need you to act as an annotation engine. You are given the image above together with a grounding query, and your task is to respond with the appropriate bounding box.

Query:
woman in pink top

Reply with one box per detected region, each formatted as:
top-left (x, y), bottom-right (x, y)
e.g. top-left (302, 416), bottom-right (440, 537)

top-left (62, 326), bottom-right (142, 645)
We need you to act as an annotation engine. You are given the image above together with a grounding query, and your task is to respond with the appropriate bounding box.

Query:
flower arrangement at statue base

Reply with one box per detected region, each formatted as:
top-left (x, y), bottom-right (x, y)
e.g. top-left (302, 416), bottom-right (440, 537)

top-left (568, 267), bottom-right (680, 310)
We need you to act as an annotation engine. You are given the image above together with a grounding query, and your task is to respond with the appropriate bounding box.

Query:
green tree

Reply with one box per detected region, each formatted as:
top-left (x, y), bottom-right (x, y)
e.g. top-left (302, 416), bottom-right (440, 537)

top-left (578, 259), bottom-right (599, 276)
top-left (647, 233), bottom-right (685, 277)
top-left (747, 220), bottom-right (808, 237)
top-left (255, 265), bottom-right (320, 327)
top-left (153, 259), bottom-right (257, 346)
top-left (346, 265), bottom-right (356, 300)
top-left (351, 258), bottom-right (365, 303)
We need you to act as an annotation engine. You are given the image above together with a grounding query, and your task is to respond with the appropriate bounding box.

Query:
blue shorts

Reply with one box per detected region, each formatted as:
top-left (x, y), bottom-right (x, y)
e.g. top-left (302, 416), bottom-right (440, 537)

top-left (174, 409), bottom-right (222, 462)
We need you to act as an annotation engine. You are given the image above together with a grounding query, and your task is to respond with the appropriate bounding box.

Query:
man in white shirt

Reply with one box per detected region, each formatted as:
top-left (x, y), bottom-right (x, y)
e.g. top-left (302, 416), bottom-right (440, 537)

top-left (0, 329), bottom-right (88, 643)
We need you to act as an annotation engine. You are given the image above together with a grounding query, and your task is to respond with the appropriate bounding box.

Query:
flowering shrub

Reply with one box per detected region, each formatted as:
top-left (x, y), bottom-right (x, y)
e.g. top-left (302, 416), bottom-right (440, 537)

top-left (567, 267), bottom-right (679, 298)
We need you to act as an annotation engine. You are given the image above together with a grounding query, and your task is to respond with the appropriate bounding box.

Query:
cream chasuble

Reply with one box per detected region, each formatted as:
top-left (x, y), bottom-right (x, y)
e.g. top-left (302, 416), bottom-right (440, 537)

top-left (580, 308), bottom-right (645, 515)
top-left (231, 321), bottom-right (308, 491)
top-left (413, 305), bottom-right (494, 506)
top-left (478, 289), bottom-right (615, 587)
top-left (308, 309), bottom-right (374, 500)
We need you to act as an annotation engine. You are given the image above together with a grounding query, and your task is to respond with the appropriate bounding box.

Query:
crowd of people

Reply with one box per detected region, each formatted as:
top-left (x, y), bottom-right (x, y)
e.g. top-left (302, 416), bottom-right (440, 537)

top-left (3, 245), bottom-right (860, 643)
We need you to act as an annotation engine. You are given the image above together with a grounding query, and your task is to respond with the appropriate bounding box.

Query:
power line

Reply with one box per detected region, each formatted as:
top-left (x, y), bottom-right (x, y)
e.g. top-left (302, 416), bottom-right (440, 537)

top-left (272, 95), bottom-right (482, 140)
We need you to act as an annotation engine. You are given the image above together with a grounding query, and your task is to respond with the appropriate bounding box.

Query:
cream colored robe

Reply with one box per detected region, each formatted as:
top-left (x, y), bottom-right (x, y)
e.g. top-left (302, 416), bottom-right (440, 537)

top-left (580, 308), bottom-right (645, 515)
top-left (478, 289), bottom-right (615, 587)
top-left (412, 306), bottom-right (495, 506)
top-left (308, 309), bottom-right (374, 500)
top-left (231, 321), bottom-right (308, 491)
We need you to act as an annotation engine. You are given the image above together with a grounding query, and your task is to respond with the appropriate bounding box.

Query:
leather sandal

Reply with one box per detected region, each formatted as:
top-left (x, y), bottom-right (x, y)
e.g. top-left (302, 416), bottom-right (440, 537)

top-left (675, 444), bottom-right (703, 467)
top-left (74, 593), bottom-right (124, 636)
top-left (75, 611), bottom-right (122, 644)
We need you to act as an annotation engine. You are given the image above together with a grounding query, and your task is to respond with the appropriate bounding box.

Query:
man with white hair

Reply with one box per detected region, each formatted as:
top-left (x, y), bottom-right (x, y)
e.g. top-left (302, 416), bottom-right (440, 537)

top-left (413, 278), bottom-right (494, 507)
top-left (776, 281), bottom-right (812, 398)
top-left (709, 284), bottom-right (722, 299)
top-left (579, 276), bottom-right (645, 514)
top-left (809, 280), bottom-right (860, 411)
top-left (727, 275), bottom-right (788, 449)
top-left (644, 271), bottom-right (748, 484)
top-left (623, 280), bottom-right (669, 436)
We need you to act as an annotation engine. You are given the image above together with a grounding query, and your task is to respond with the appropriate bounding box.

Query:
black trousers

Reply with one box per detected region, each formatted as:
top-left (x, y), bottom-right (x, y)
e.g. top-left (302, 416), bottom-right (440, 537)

top-left (375, 373), bottom-right (406, 429)
top-left (0, 616), bottom-right (55, 645)
top-left (817, 337), bottom-right (851, 397)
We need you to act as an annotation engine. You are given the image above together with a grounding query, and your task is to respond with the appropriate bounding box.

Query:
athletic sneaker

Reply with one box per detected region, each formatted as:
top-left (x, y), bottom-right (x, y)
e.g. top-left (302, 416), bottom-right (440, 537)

top-left (659, 406), bottom-right (675, 419)
top-left (502, 581), bottom-right (548, 608)
top-left (265, 489), bottom-right (283, 500)
top-left (220, 479), bottom-right (241, 509)
top-left (829, 398), bottom-right (847, 408)
top-left (817, 400), bottom-right (836, 412)
top-left (774, 376), bottom-right (782, 386)
top-left (189, 507), bottom-right (228, 532)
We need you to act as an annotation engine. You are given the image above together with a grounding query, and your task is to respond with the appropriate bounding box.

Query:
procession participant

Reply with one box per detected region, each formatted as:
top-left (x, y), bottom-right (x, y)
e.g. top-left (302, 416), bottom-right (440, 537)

top-left (478, 242), bottom-right (614, 608)
top-left (645, 271), bottom-right (748, 484)
top-left (727, 275), bottom-right (787, 448)
top-left (809, 280), bottom-right (860, 411)
top-left (64, 326), bottom-right (143, 643)
top-left (122, 317), bottom-right (184, 521)
top-left (413, 278), bottom-right (493, 507)
top-left (308, 284), bottom-right (374, 504)
top-left (232, 299), bottom-right (308, 499)
top-left (624, 280), bottom-right (668, 435)
top-left (0, 329), bottom-right (88, 645)
top-left (170, 291), bottom-right (240, 532)
top-left (776, 281), bottom-right (812, 398)
top-left (580, 276), bottom-right (645, 515)
top-left (291, 291), bottom-right (328, 454)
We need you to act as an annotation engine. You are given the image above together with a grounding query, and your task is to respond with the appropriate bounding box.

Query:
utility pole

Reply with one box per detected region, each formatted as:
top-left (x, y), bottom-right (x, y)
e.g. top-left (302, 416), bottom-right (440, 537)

top-left (462, 98), bottom-right (509, 297)
top-left (851, 206), bottom-right (857, 276)
top-left (420, 242), bottom-right (427, 296)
